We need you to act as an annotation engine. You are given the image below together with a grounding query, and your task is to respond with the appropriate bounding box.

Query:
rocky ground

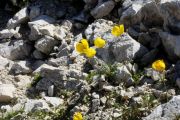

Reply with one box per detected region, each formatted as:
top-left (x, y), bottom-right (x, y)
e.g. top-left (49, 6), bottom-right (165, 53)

top-left (0, 0), bottom-right (180, 120)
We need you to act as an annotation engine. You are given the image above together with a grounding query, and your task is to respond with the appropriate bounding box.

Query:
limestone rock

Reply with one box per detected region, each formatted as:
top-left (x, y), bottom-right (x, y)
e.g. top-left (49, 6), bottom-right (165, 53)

top-left (28, 15), bottom-right (55, 40)
top-left (47, 56), bottom-right (69, 67)
top-left (44, 97), bottom-right (64, 107)
top-left (0, 28), bottom-right (21, 39)
top-left (0, 56), bottom-right (9, 70)
top-left (7, 7), bottom-right (29, 29)
top-left (10, 61), bottom-right (32, 75)
top-left (0, 40), bottom-right (32, 60)
top-left (84, 19), bottom-right (113, 41)
top-left (35, 35), bottom-right (59, 54)
top-left (91, 0), bottom-right (115, 19)
top-left (144, 95), bottom-right (180, 120)
top-left (33, 50), bottom-right (46, 59)
top-left (159, 0), bottom-right (180, 34)
top-left (0, 84), bottom-right (16, 102)
top-left (91, 99), bottom-right (100, 112)
top-left (114, 65), bottom-right (132, 85)
top-left (159, 32), bottom-right (180, 61)
top-left (112, 33), bottom-right (148, 62)
top-left (24, 99), bottom-right (50, 113)
top-left (120, 0), bottom-right (163, 27)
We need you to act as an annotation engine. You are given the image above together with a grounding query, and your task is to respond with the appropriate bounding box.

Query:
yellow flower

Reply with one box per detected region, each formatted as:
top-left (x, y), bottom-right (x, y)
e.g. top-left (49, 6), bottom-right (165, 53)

top-left (84, 48), bottom-right (96, 58)
top-left (111, 24), bottom-right (124, 37)
top-left (94, 37), bottom-right (106, 48)
top-left (152, 60), bottom-right (166, 72)
top-left (75, 39), bottom-right (89, 54)
top-left (73, 112), bottom-right (83, 120)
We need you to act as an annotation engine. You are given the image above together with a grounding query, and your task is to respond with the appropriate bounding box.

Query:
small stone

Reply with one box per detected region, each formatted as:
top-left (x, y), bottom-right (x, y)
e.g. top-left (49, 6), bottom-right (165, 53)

top-left (113, 112), bottom-right (121, 118)
top-left (38, 24), bottom-right (56, 37)
top-left (100, 97), bottom-right (107, 105)
top-left (125, 62), bottom-right (133, 73)
top-left (145, 68), bottom-right (161, 81)
top-left (140, 77), bottom-right (154, 85)
top-left (47, 56), bottom-right (69, 67)
top-left (120, 90), bottom-right (134, 100)
top-left (54, 26), bottom-right (67, 41)
top-left (84, 19), bottom-right (113, 41)
top-left (1, 105), bottom-right (11, 112)
top-left (0, 29), bottom-right (20, 39)
top-left (132, 96), bottom-right (143, 105)
top-left (48, 85), bottom-right (54, 97)
top-left (114, 65), bottom-right (132, 84)
top-left (125, 77), bottom-right (135, 87)
top-left (0, 56), bottom-right (9, 70)
top-left (91, 99), bottom-right (100, 112)
top-left (40, 92), bottom-right (46, 98)
top-left (44, 97), bottom-right (64, 107)
top-left (15, 75), bottom-right (31, 88)
top-left (102, 85), bottom-right (114, 92)
top-left (0, 84), bottom-right (16, 102)
top-left (92, 92), bottom-right (100, 99)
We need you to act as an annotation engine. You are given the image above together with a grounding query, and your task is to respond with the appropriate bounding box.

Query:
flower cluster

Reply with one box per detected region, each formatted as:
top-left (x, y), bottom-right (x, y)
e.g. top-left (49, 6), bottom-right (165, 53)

top-left (73, 112), bottom-right (83, 120)
top-left (75, 24), bottom-right (124, 58)
top-left (152, 59), bottom-right (166, 72)
top-left (75, 37), bottom-right (106, 58)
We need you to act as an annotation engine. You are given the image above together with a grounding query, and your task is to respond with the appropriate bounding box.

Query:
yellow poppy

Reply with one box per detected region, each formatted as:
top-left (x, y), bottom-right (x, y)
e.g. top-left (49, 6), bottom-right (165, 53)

top-left (152, 60), bottom-right (166, 72)
top-left (75, 39), bottom-right (89, 53)
top-left (111, 24), bottom-right (124, 37)
top-left (73, 112), bottom-right (83, 120)
top-left (84, 48), bottom-right (96, 58)
top-left (94, 37), bottom-right (106, 48)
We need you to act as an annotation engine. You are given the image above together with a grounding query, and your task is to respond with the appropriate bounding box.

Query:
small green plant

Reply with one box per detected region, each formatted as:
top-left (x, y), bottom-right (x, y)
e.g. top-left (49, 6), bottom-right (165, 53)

top-left (0, 108), bottom-right (24, 120)
top-left (132, 71), bottom-right (143, 85)
top-left (31, 73), bottom-right (42, 87)
top-left (110, 92), bottom-right (159, 120)
top-left (82, 95), bottom-right (91, 105)
top-left (86, 63), bottom-right (118, 84)
top-left (141, 93), bottom-right (158, 112)
top-left (57, 90), bottom-right (73, 100)
top-left (25, 106), bottom-right (67, 120)
top-left (86, 70), bottom-right (98, 84)
top-left (120, 105), bottom-right (142, 120)
top-left (28, 110), bottom-right (50, 120)
top-left (52, 107), bottom-right (67, 119)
